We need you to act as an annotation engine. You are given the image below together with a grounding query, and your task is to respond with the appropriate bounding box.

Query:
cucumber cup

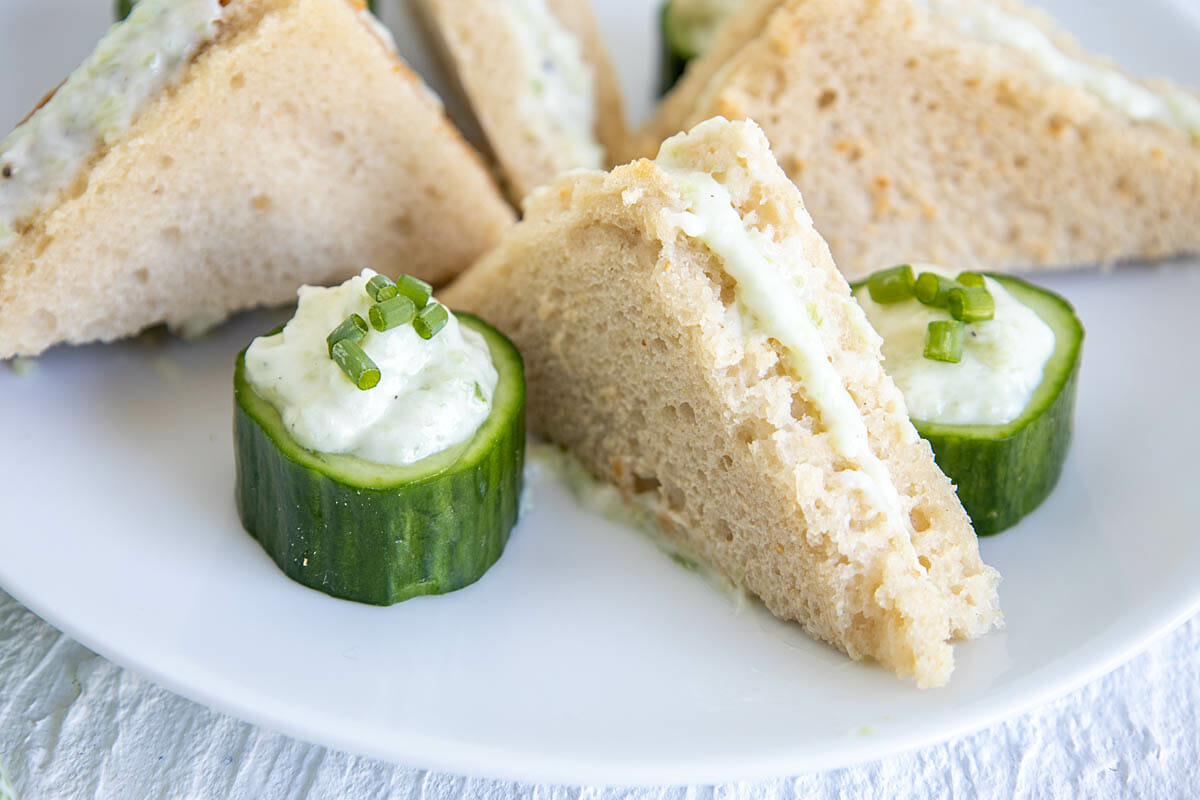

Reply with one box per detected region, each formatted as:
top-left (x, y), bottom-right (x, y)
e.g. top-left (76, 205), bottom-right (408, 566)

top-left (234, 312), bottom-right (525, 605)
top-left (854, 271), bottom-right (1083, 535)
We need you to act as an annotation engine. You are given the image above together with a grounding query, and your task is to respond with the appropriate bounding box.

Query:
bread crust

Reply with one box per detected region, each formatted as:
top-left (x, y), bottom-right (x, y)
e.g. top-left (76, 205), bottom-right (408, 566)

top-left (446, 119), bottom-right (1001, 687)
top-left (0, 0), bottom-right (514, 358)
top-left (636, 0), bottom-right (1200, 278)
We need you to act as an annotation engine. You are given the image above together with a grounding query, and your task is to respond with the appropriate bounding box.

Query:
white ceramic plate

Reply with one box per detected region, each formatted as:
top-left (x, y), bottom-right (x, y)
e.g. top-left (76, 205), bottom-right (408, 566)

top-left (2, 0), bottom-right (1200, 786)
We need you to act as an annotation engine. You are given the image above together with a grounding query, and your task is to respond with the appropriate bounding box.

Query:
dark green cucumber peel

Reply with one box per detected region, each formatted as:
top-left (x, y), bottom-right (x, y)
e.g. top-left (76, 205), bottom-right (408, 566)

top-left (660, 2), bottom-right (693, 96)
top-left (853, 274), bottom-right (1083, 536)
top-left (234, 313), bottom-right (525, 605)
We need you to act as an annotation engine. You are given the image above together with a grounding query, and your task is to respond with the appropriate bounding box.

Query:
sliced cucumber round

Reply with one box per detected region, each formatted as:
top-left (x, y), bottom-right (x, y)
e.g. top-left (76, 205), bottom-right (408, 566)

top-left (853, 274), bottom-right (1083, 535)
top-left (234, 313), bottom-right (525, 605)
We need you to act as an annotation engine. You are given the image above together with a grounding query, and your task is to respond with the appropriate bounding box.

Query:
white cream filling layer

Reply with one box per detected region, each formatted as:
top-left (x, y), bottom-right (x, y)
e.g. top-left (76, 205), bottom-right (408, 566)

top-left (856, 266), bottom-right (1055, 427)
top-left (655, 139), bottom-right (907, 527)
top-left (0, 0), bottom-right (226, 245)
top-left (920, 0), bottom-right (1200, 136)
top-left (499, 0), bottom-right (604, 174)
top-left (244, 270), bottom-right (499, 468)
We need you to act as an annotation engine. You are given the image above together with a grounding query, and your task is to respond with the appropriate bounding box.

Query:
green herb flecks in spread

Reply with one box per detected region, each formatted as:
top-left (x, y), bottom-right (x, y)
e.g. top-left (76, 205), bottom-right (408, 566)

top-left (854, 266), bottom-right (1083, 534)
top-left (245, 269), bottom-right (496, 467)
top-left (1, 0), bottom-right (226, 245)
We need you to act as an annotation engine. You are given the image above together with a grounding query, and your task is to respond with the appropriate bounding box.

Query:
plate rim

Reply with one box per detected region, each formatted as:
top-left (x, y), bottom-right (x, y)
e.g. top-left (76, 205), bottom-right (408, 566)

top-left (3, 502), bottom-right (1199, 785)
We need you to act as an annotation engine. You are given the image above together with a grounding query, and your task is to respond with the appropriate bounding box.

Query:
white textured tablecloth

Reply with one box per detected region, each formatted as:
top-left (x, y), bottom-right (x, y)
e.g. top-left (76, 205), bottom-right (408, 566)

top-left (0, 590), bottom-right (1196, 799)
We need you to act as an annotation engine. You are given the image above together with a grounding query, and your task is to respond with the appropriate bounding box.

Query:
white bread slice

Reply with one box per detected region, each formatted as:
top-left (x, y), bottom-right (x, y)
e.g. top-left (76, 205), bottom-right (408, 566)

top-left (412, 0), bottom-right (627, 203)
top-left (634, 0), bottom-right (1200, 279)
top-left (444, 118), bottom-right (1002, 687)
top-left (0, 0), bottom-right (514, 359)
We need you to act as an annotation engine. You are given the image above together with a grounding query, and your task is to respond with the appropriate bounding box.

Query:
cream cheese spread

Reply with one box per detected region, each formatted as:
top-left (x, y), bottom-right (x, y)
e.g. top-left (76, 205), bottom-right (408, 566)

top-left (500, 0), bottom-right (604, 172)
top-left (656, 130), bottom-right (908, 525)
top-left (244, 270), bottom-right (499, 467)
top-left (0, 0), bottom-right (226, 245)
top-left (855, 266), bottom-right (1055, 427)
top-left (920, 0), bottom-right (1200, 136)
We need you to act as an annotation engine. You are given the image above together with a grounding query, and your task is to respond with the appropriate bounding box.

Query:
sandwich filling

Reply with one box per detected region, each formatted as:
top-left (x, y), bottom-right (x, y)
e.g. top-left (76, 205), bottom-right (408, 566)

top-left (918, 0), bottom-right (1200, 137)
top-left (656, 131), bottom-right (909, 528)
top-left (500, 0), bottom-right (604, 171)
top-left (855, 266), bottom-right (1055, 426)
top-left (0, 0), bottom-right (228, 245)
top-left (244, 270), bottom-right (499, 467)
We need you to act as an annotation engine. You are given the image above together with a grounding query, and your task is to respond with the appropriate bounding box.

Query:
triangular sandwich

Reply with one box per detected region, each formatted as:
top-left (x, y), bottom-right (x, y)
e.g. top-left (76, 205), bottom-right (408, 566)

top-left (0, 0), bottom-right (514, 359)
top-left (633, 0), bottom-right (1200, 279)
top-left (445, 117), bottom-right (1002, 687)
top-left (412, 0), bottom-right (627, 203)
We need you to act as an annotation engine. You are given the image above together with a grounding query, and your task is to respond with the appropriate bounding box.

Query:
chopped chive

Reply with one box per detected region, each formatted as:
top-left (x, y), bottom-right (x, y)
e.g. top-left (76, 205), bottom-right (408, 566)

top-left (867, 264), bottom-right (916, 304)
top-left (413, 302), bottom-right (449, 340)
top-left (366, 274), bottom-right (398, 302)
top-left (956, 271), bottom-right (987, 289)
top-left (369, 295), bottom-right (417, 331)
top-left (395, 275), bottom-right (432, 309)
top-left (924, 320), bottom-right (965, 363)
top-left (331, 339), bottom-right (381, 390)
top-left (948, 287), bottom-right (995, 322)
top-left (914, 272), bottom-right (961, 309)
top-left (326, 314), bottom-right (368, 356)
top-left (115, 0), bottom-right (134, 21)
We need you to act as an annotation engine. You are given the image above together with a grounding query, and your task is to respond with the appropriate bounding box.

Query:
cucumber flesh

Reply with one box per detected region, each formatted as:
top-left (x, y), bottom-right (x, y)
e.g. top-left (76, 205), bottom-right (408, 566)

top-left (234, 313), bottom-right (525, 604)
top-left (853, 274), bottom-right (1083, 535)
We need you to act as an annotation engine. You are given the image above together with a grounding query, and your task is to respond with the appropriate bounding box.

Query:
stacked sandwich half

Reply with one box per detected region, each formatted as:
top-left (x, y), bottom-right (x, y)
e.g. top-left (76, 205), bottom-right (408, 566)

top-left (636, 0), bottom-right (1200, 278)
top-left (0, 0), bottom-right (514, 358)
top-left (446, 118), bottom-right (1003, 688)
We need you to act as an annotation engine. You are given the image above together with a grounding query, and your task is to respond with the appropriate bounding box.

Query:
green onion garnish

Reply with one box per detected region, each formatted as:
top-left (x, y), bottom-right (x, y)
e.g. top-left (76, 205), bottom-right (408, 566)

top-left (867, 264), bottom-right (916, 304)
top-left (331, 339), bottom-right (381, 390)
top-left (366, 274), bottom-right (398, 303)
top-left (413, 303), bottom-right (449, 340)
top-left (948, 287), bottom-right (995, 323)
top-left (326, 314), bottom-right (368, 356)
top-left (915, 272), bottom-right (961, 309)
top-left (956, 271), bottom-right (987, 289)
top-left (924, 320), bottom-right (965, 363)
top-left (369, 295), bottom-right (417, 332)
top-left (396, 275), bottom-right (433, 309)
top-left (115, 0), bottom-right (134, 21)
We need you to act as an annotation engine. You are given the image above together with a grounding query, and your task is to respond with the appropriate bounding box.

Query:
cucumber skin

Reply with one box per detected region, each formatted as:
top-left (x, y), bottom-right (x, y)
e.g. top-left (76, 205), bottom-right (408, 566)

top-left (234, 315), bottom-right (525, 605)
top-left (917, 357), bottom-right (1079, 536)
top-left (851, 273), bottom-right (1082, 535)
top-left (660, 3), bottom-right (690, 96)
